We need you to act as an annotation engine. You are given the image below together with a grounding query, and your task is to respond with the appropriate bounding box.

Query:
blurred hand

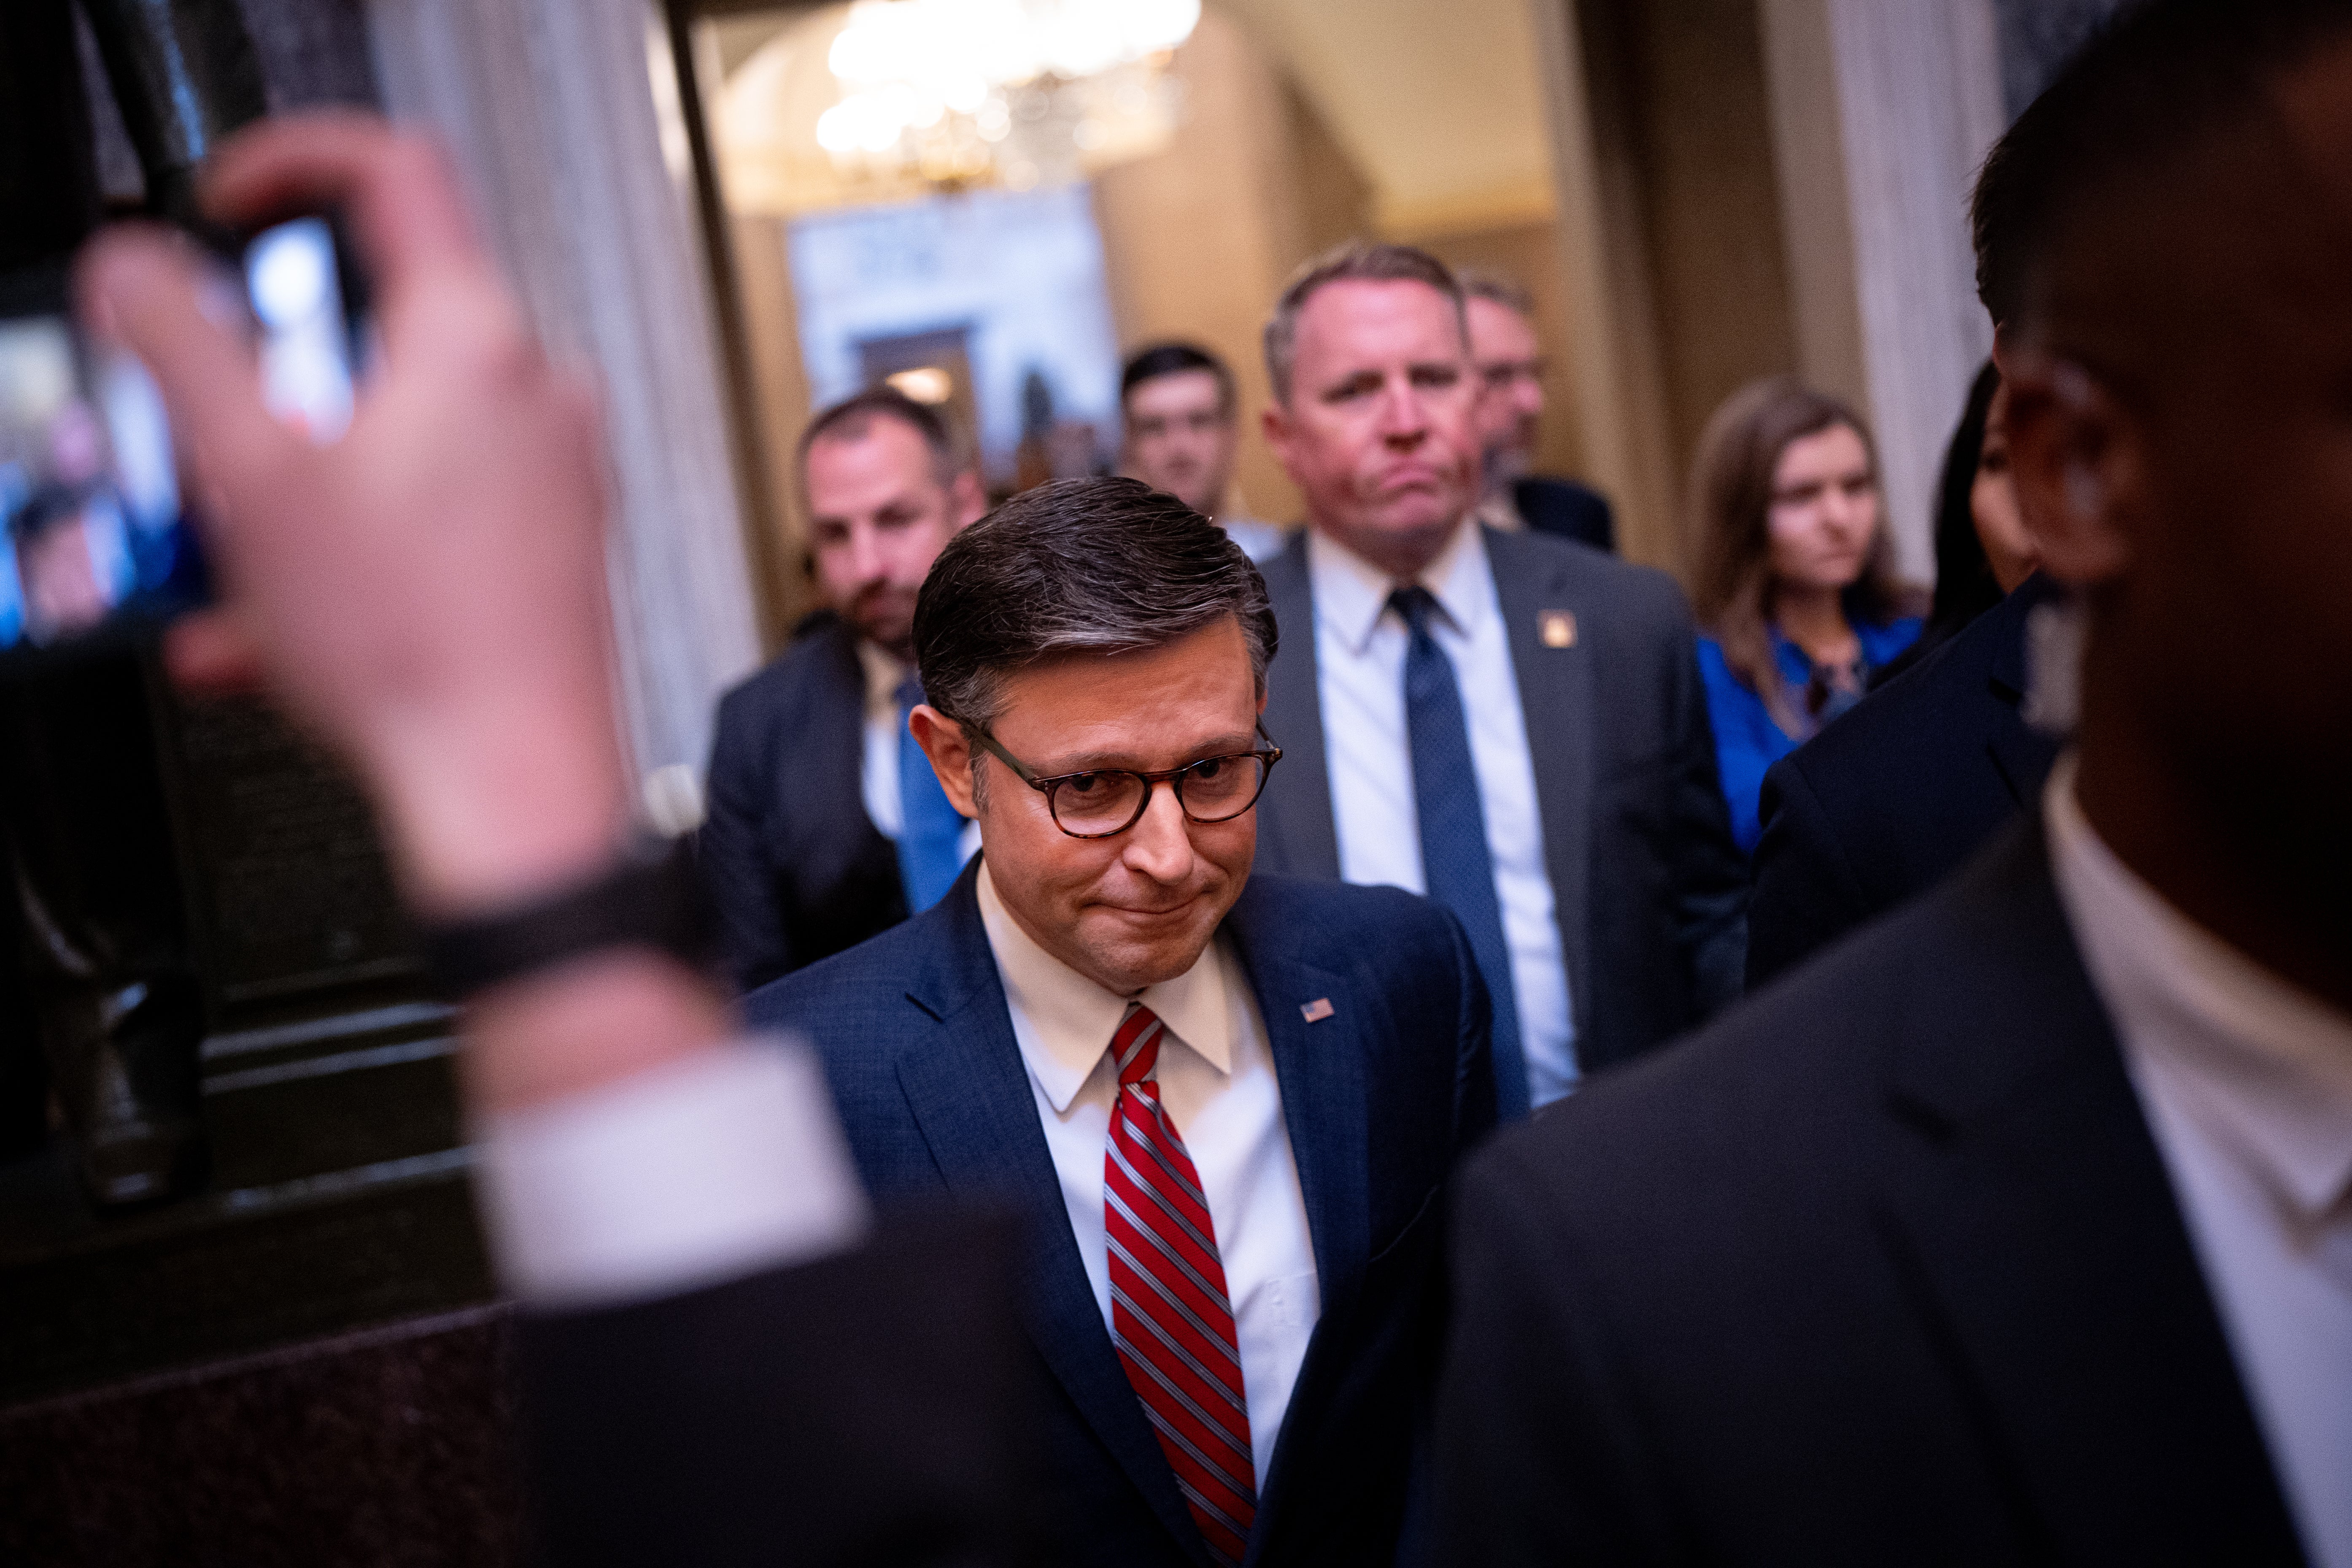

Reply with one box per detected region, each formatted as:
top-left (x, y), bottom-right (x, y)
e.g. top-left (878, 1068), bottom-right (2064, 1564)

top-left (80, 113), bottom-right (628, 917)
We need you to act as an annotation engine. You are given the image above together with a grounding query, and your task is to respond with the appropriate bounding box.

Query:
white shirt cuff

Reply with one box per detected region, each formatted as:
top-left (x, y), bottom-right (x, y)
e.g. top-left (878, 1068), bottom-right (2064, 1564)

top-left (472, 1033), bottom-right (870, 1310)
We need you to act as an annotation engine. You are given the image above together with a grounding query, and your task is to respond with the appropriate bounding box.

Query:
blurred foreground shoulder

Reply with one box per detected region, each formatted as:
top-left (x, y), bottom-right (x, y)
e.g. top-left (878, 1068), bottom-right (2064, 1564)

top-left (520, 1205), bottom-right (1041, 1568)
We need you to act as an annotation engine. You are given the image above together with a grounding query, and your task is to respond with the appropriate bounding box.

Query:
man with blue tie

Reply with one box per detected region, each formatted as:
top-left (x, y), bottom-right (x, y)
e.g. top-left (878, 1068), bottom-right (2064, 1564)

top-left (747, 476), bottom-right (1497, 1566)
top-left (704, 389), bottom-right (985, 990)
top-left (1251, 243), bottom-right (1746, 1115)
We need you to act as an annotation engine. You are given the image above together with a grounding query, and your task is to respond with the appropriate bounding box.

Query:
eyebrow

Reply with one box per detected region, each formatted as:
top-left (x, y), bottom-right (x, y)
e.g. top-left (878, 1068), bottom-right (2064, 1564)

top-left (1316, 369), bottom-right (1385, 400)
top-left (1033, 731), bottom-right (1262, 775)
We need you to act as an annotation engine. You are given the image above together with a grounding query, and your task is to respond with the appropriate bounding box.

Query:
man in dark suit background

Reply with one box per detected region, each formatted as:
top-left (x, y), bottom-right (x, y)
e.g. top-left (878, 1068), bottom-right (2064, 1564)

top-left (1459, 269), bottom-right (1614, 552)
top-left (1744, 569), bottom-right (2064, 988)
top-left (1250, 243), bottom-right (1745, 1117)
top-left (1440, 5), bottom-right (2352, 1562)
top-left (750, 477), bottom-right (1496, 1567)
top-left (703, 388), bottom-right (987, 991)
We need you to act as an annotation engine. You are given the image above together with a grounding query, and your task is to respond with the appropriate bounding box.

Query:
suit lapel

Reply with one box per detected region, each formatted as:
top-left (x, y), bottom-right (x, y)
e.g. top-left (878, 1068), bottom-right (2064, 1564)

top-left (1222, 883), bottom-right (1372, 1298)
top-left (812, 622), bottom-right (869, 823)
top-left (1218, 884), bottom-right (1371, 1560)
top-left (1484, 529), bottom-right (1594, 1038)
top-left (1255, 534), bottom-right (1342, 879)
top-left (1874, 828), bottom-right (2303, 1561)
top-left (808, 621), bottom-right (902, 868)
top-left (893, 876), bottom-right (1207, 1563)
top-left (1980, 575), bottom-right (2063, 808)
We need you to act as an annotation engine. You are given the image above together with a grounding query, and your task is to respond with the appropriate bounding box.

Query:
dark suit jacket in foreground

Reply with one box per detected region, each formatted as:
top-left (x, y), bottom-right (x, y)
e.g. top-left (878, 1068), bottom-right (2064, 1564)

top-left (1745, 572), bottom-right (2063, 989)
top-left (747, 864), bottom-right (1498, 1568)
top-left (519, 1209), bottom-right (1039, 1567)
top-left (704, 618), bottom-right (908, 992)
top-left (1438, 823), bottom-right (2305, 1566)
top-left (1252, 526), bottom-right (1747, 1088)
top-left (1513, 475), bottom-right (1615, 553)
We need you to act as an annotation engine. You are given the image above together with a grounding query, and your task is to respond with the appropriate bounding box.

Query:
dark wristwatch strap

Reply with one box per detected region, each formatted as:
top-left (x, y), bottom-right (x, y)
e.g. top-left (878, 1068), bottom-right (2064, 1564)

top-left (418, 831), bottom-right (714, 1001)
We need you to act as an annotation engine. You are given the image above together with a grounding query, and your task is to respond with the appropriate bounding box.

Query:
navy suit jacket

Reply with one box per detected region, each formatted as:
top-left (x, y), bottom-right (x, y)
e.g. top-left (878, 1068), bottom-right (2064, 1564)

top-left (1746, 573), bottom-right (2064, 988)
top-left (1512, 475), bottom-right (1615, 553)
top-left (1251, 526), bottom-right (1747, 1101)
top-left (704, 618), bottom-right (909, 992)
top-left (1438, 821), bottom-right (2304, 1563)
top-left (746, 863), bottom-right (1498, 1567)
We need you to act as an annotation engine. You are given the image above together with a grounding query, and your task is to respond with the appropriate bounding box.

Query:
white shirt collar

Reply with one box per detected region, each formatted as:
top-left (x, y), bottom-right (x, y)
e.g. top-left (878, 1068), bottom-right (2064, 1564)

top-left (975, 861), bottom-right (1236, 1114)
top-left (1472, 490), bottom-right (1524, 533)
top-left (855, 639), bottom-right (911, 720)
top-left (1306, 516), bottom-right (1491, 657)
top-left (2045, 753), bottom-right (2352, 1220)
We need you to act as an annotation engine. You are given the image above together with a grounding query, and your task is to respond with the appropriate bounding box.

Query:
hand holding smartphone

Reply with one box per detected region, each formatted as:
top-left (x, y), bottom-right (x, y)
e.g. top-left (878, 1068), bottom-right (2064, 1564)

top-left (0, 215), bottom-right (366, 667)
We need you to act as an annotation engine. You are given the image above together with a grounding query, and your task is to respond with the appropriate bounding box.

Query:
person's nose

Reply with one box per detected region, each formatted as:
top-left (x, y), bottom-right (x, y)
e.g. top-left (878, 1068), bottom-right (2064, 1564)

top-left (1514, 374), bottom-right (1545, 423)
top-left (1119, 780), bottom-right (1195, 884)
top-left (1822, 488), bottom-right (1867, 544)
top-left (843, 522), bottom-right (887, 586)
top-left (1378, 380), bottom-right (1430, 448)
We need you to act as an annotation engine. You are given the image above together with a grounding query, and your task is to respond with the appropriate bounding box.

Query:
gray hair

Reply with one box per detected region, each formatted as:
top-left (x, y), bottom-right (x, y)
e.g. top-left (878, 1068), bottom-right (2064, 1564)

top-left (1456, 266), bottom-right (1535, 320)
top-left (1261, 240), bottom-right (1467, 405)
top-left (912, 476), bottom-right (1277, 741)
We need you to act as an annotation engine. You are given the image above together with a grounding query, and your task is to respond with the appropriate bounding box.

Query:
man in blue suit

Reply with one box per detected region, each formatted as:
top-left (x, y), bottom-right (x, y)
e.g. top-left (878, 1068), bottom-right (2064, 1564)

top-left (748, 476), bottom-right (1497, 1567)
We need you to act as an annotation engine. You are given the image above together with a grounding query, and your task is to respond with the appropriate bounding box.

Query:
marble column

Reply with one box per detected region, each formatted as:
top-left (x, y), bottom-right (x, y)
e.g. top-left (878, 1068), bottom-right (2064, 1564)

top-left (365, 0), bottom-right (761, 818)
top-left (1758, 0), bottom-right (2004, 583)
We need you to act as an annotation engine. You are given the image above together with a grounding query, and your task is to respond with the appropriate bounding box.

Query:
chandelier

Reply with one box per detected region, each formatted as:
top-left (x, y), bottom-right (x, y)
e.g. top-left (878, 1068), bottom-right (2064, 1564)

top-left (794, 0), bottom-right (1200, 196)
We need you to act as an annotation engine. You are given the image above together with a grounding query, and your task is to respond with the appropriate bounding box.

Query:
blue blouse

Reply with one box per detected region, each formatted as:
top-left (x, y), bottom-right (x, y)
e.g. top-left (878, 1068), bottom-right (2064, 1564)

top-left (1696, 617), bottom-right (1923, 854)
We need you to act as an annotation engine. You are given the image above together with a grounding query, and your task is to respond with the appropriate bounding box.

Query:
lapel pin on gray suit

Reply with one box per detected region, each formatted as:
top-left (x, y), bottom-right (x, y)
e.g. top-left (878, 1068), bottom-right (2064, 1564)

top-left (1253, 241), bottom-right (1748, 1115)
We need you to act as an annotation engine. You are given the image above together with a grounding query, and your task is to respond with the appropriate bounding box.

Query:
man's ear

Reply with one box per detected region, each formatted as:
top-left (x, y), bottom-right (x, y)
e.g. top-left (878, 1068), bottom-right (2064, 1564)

top-left (909, 704), bottom-right (979, 817)
top-left (1261, 401), bottom-right (1296, 478)
top-left (1998, 345), bottom-right (2137, 588)
top-left (948, 470), bottom-right (987, 529)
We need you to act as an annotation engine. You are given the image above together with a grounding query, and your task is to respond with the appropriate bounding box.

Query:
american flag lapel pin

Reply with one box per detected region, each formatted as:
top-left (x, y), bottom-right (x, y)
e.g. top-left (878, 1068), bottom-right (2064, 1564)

top-left (1300, 997), bottom-right (1335, 1024)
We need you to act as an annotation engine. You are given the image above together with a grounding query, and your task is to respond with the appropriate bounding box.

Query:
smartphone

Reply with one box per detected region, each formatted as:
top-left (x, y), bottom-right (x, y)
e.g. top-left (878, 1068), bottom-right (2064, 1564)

top-left (0, 216), bottom-right (367, 668)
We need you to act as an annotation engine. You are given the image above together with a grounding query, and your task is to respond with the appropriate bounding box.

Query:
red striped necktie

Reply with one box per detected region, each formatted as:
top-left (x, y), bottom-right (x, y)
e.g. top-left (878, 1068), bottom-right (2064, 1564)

top-left (1103, 1003), bottom-right (1257, 1565)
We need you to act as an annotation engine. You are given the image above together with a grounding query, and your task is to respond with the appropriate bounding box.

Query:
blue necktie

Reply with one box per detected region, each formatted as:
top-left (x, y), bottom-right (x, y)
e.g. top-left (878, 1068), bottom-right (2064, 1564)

top-left (1389, 587), bottom-right (1530, 1120)
top-left (895, 676), bottom-right (969, 911)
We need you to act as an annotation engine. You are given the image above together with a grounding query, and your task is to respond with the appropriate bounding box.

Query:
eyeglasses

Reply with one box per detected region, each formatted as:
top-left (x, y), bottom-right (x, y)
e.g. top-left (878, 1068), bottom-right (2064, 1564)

top-left (969, 726), bottom-right (1283, 839)
top-left (1479, 357), bottom-right (1547, 392)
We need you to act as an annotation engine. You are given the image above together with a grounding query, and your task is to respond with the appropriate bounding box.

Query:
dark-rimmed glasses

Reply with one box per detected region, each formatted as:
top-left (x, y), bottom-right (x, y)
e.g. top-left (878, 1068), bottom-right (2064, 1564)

top-left (970, 726), bottom-right (1283, 839)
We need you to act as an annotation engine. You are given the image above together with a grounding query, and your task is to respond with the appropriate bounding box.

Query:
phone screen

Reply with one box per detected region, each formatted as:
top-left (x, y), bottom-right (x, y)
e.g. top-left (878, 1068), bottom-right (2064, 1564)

top-left (0, 217), bottom-right (361, 662)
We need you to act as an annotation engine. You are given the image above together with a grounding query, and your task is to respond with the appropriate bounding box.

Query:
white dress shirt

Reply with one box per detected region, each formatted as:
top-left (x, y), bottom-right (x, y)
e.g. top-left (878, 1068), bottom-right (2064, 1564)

top-left (1471, 491), bottom-right (1527, 534)
top-left (2047, 757), bottom-right (2352, 1568)
top-left (1307, 522), bottom-right (1577, 1106)
top-left (978, 863), bottom-right (1319, 1491)
top-left (856, 640), bottom-right (982, 863)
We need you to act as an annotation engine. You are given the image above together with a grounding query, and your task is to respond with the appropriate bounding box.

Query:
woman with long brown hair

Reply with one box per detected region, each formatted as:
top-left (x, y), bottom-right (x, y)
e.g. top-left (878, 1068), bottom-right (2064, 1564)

top-left (1689, 376), bottom-right (1925, 852)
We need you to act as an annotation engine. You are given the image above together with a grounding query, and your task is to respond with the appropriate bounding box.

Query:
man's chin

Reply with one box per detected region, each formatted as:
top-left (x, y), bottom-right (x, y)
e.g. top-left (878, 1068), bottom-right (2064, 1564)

top-left (1079, 904), bottom-right (1220, 991)
top-left (1365, 501), bottom-right (1470, 544)
top-left (850, 613), bottom-right (917, 653)
top-left (1485, 446), bottom-right (1534, 486)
